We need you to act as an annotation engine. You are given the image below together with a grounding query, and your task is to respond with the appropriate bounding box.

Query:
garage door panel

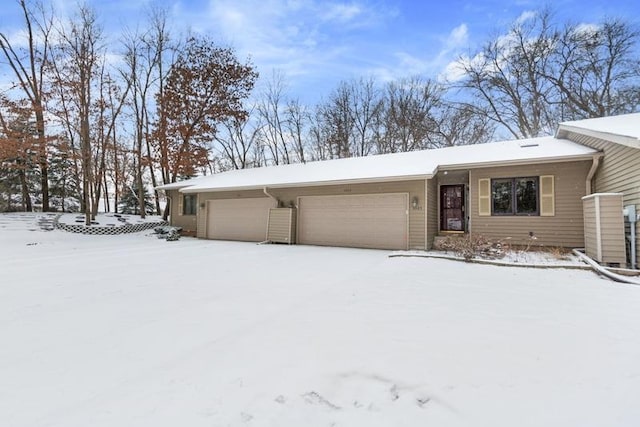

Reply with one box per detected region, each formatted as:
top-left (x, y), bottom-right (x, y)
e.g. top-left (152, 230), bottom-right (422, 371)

top-left (298, 194), bottom-right (408, 250)
top-left (207, 198), bottom-right (275, 241)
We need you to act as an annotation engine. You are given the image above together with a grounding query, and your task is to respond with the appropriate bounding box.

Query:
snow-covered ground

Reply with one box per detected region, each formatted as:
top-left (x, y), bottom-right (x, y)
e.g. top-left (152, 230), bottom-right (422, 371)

top-left (1, 213), bottom-right (639, 427)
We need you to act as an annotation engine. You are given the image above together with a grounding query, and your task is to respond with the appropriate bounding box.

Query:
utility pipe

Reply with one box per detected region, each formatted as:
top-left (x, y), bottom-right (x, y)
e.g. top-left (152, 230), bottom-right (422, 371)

top-left (631, 219), bottom-right (637, 270)
top-left (572, 249), bottom-right (640, 285)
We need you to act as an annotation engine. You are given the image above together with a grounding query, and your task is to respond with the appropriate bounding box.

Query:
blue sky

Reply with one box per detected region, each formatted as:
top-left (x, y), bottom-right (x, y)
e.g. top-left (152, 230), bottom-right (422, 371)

top-left (1, 0), bottom-right (639, 104)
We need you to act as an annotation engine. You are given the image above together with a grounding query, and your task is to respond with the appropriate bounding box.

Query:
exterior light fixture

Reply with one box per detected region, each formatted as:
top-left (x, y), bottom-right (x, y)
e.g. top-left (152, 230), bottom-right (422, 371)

top-left (412, 196), bottom-right (419, 209)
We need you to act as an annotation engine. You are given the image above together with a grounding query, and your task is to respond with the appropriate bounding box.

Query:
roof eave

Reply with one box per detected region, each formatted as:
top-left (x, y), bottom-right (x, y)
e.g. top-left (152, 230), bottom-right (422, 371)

top-left (438, 153), bottom-right (600, 171)
top-left (155, 183), bottom-right (193, 191)
top-left (558, 124), bottom-right (640, 149)
top-left (179, 174), bottom-right (434, 193)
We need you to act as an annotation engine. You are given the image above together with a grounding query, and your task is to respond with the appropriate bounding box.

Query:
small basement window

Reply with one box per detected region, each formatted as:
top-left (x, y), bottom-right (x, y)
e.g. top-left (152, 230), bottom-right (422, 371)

top-left (183, 194), bottom-right (197, 215)
top-left (491, 177), bottom-right (539, 216)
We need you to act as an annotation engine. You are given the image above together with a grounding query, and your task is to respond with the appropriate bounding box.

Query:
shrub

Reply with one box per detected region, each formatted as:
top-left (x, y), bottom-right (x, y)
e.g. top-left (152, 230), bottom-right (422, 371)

top-left (436, 234), bottom-right (506, 261)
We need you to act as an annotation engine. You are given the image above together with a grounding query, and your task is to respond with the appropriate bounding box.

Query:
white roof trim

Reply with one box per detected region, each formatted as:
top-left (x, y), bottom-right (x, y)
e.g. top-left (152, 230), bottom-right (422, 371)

top-left (558, 125), bottom-right (640, 149)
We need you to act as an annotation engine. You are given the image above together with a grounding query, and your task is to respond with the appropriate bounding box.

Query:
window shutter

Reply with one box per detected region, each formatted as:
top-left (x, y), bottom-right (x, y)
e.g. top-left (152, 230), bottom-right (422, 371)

top-left (540, 175), bottom-right (555, 216)
top-left (478, 178), bottom-right (491, 216)
top-left (178, 195), bottom-right (183, 216)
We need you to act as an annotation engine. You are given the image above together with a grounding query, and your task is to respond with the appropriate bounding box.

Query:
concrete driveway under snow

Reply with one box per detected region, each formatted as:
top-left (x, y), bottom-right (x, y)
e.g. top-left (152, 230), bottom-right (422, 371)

top-left (1, 214), bottom-right (640, 426)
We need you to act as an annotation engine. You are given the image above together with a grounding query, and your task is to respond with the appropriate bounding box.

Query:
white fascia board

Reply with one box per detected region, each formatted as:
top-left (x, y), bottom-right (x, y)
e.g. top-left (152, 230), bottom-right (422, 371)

top-left (438, 153), bottom-right (600, 171)
top-left (179, 174), bottom-right (433, 193)
top-left (558, 125), bottom-right (640, 149)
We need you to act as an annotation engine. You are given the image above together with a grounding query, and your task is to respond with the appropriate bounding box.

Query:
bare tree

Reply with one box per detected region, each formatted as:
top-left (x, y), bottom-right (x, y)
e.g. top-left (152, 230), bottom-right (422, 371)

top-left (93, 64), bottom-right (130, 215)
top-left (316, 82), bottom-right (354, 158)
top-left (378, 76), bottom-right (441, 153)
top-left (455, 9), bottom-right (559, 138)
top-left (307, 106), bottom-right (331, 161)
top-left (284, 98), bottom-right (309, 163)
top-left (51, 4), bottom-right (105, 225)
top-left (120, 9), bottom-right (174, 216)
top-left (349, 77), bottom-right (382, 156)
top-left (547, 18), bottom-right (640, 120)
top-left (214, 113), bottom-right (261, 170)
top-left (257, 72), bottom-right (292, 165)
top-left (0, 0), bottom-right (54, 211)
top-left (429, 103), bottom-right (495, 147)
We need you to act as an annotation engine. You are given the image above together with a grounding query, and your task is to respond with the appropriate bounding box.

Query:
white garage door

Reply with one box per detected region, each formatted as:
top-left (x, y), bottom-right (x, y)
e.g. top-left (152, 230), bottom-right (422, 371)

top-left (298, 193), bottom-right (408, 250)
top-left (207, 198), bottom-right (275, 241)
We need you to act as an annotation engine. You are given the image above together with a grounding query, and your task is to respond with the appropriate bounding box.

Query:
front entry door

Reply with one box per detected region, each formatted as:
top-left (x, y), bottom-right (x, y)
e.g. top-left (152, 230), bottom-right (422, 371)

top-left (440, 185), bottom-right (465, 232)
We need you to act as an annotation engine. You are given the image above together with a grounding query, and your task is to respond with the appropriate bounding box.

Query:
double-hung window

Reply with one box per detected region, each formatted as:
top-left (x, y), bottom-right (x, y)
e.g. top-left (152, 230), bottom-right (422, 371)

top-left (491, 177), bottom-right (539, 216)
top-left (183, 194), bottom-right (197, 215)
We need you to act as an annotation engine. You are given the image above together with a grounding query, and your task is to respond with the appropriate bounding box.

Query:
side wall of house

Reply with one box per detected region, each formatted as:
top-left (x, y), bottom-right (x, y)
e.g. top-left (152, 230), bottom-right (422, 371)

top-left (166, 189), bottom-right (197, 234)
top-left (469, 160), bottom-right (592, 247)
top-left (425, 178), bottom-right (438, 250)
top-left (564, 131), bottom-right (640, 266)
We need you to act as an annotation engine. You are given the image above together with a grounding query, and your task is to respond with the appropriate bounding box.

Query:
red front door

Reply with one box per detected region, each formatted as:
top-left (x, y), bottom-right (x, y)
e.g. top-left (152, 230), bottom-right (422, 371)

top-left (440, 185), bottom-right (465, 232)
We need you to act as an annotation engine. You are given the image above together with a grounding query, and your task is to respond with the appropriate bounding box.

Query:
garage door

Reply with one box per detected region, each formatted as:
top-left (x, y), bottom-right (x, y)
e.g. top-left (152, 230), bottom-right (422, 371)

top-left (298, 193), bottom-right (408, 250)
top-left (207, 198), bottom-right (275, 241)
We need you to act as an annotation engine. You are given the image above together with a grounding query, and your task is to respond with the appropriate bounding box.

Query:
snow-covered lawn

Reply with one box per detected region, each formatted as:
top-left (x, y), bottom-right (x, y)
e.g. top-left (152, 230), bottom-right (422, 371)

top-left (1, 213), bottom-right (639, 427)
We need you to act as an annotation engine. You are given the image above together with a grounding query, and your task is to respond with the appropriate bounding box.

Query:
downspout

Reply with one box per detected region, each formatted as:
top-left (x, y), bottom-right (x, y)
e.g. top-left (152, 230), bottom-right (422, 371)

top-left (263, 187), bottom-right (278, 205)
top-left (261, 187), bottom-right (278, 245)
top-left (585, 153), bottom-right (603, 195)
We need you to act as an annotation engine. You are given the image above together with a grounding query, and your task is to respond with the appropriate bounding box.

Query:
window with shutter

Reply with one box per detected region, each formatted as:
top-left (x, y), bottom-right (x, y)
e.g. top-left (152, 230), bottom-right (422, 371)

top-left (478, 178), bottom-right (491, 216)
top-left (540, 175), bottom-right (555, 216)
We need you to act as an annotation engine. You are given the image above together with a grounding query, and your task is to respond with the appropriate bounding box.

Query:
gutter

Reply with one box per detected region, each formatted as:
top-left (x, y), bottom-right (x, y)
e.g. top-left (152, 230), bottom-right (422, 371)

top-left (181, 175), bottom-right (433, 193)
top-left (437, 153), bottom-right (598, 172)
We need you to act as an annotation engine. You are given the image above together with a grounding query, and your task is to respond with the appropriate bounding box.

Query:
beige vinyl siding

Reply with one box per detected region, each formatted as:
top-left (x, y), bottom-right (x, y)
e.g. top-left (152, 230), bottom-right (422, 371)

top-left (583, 199), bottom-right (597, 259)
top-left (270, 180), bottom-right (426, 249)
top-left (166, 189), bottom-right (197, 234)
top-left (469, 161), bottom-right (591, 247)
top-left (425, 178), bottom-right (438, 249)
top-left (566, 132), bottom-right (640, 200)
top-left (564, 131), bottom-right (640, 266)
top-left (196, 189), bottom-right (270, 238)
top-left (600, 199), bottom-right (627, 267)
top-left (598, 196), bottom-right (626, 266)
top-left (582, 194), bottom-right (626, 266)
top-left (267, 208), bottom-right (296, 244)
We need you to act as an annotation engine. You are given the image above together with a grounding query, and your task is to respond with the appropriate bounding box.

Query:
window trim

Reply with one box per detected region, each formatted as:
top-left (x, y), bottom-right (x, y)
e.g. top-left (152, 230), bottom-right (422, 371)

top-left (490, 176), bottom-right (540, 216)
top-left (182, 194), bottom-right (197, 216)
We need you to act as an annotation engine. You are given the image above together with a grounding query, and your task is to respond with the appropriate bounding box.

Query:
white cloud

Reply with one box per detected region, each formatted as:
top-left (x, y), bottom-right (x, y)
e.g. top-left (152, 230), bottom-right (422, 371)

top-left (446, 23), bottom-right (468, 49)
top-left (573, 22), bottom-right (601, 36)
top-left (515, 10), bottom-right (536, 24)
top-left (321, 3), bottom-right (362, 23)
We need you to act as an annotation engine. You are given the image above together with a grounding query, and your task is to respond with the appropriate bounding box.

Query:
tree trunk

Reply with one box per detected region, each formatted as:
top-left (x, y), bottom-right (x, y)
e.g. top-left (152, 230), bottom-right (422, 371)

top-left (162, 197), bottom-right (170, 221)
top-left (19, 168), bottom-right (33, 212)
top-left (34, 108), bottom-right (49, 212)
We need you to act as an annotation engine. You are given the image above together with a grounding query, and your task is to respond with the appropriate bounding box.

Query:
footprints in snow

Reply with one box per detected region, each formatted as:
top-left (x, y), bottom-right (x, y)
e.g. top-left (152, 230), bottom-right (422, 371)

top-left (236, 373), bottom-right (433, 424)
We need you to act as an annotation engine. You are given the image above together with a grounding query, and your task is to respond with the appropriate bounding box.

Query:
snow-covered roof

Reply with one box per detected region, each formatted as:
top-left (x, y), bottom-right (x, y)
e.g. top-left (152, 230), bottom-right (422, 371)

top-left (157, 175), bottom-right (212, 191)
top-left (558, 113), bottom-right (640, 147)
top-left (159, 136), bottom-right (597, 193)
